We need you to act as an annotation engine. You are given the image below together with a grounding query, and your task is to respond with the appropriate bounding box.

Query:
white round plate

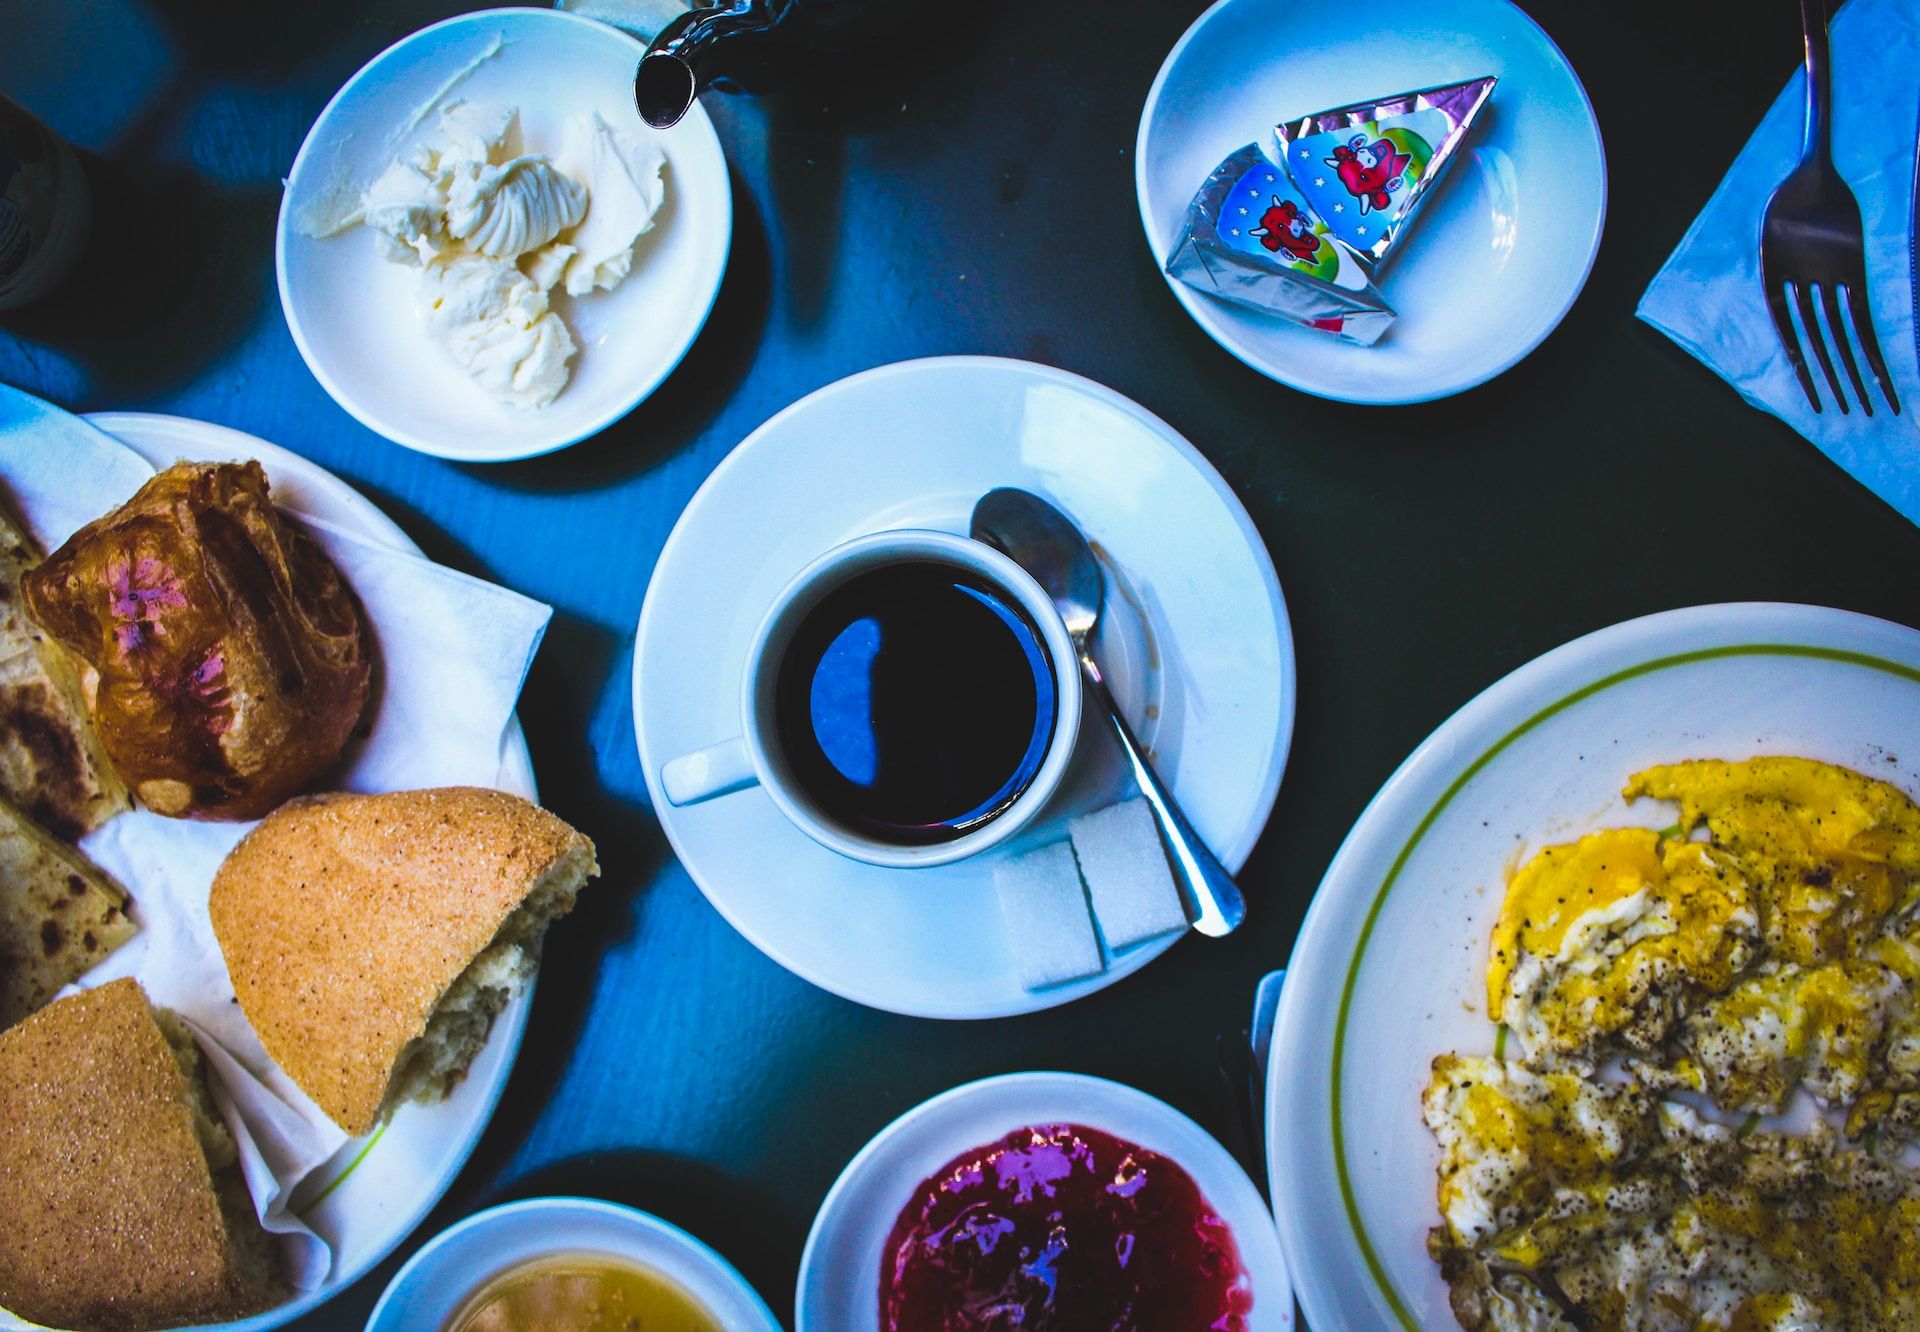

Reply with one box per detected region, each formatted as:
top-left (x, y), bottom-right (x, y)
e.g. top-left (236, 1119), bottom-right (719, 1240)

top-left (1136, 0), bottom-right (1605, 403)
top-left (68, 413), bottom-right (537, 1332)
top-left (277, 8), bottom-right (732, 461)
top-left (1266, 602), bottom-right (1920, 1330)
top-left (632, 356), bottom-right (1295, 1018)
top-left (798, 1072), bottom-right (1293, 1331)
top-left (366, 1196), bottom-right (780, 1332)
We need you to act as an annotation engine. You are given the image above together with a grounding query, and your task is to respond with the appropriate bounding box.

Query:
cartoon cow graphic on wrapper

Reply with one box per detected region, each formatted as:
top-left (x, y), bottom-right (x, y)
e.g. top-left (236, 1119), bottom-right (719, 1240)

top-left (1248, 197), bottom-right (1319, 262)
top-left (1328, 134), bottom-right (1410, 214)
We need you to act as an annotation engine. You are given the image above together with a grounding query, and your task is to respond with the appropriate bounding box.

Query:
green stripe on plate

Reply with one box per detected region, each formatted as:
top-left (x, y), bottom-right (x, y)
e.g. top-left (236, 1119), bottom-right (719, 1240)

top-left (297, 1121), bottom-right (390, 1219)
top-left (1329, 642), bottom-right (1920, 1329)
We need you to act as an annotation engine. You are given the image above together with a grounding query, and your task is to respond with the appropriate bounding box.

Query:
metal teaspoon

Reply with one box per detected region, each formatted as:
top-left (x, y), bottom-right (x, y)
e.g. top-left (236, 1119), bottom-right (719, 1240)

top-left (971, 487), bottom-right (1247, 937)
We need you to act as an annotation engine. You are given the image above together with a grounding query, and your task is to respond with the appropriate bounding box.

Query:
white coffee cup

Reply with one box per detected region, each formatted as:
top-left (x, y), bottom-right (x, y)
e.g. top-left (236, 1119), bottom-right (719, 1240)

top-left (660, 529), bottom-right (1083, 869)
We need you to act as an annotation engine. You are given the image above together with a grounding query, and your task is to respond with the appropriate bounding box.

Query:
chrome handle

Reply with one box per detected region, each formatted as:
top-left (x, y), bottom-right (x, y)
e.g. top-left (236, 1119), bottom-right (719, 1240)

top-left (1079, 649), bottom-right (1246, 938)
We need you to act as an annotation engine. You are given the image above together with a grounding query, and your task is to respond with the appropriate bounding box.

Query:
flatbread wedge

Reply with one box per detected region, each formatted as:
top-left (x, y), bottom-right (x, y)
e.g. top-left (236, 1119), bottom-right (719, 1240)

top-left (0, 792), bottom-right (135, 1028)
top-left (0, 495), bottom-right (128, 841)
top-left (0, 978), bottom-right (283, 1331)
top-left (211, 787), bottom-right (598, 1135)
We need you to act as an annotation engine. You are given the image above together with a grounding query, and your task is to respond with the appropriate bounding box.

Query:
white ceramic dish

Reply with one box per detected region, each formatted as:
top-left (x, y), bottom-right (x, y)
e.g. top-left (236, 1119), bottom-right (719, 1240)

top-left (0, 412), bottom-right (540, 1332)
top-left (277, 8), bottom-right (731, 461)
top-left (1135, 0), bottom-right (1605, 403)
top-left (798, 1071), bottom-right (1293, 1331)
top-left (365, 1196), bottom-right (779, 1332)
top-left (632, 356), bottom-right (1296, 1018)
top-left (1265, 602), bottom-right (1920, 1329)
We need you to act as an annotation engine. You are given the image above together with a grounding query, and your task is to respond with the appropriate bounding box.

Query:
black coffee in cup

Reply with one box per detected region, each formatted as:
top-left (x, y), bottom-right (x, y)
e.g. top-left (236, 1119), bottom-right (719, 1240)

top-left (773, 560), bottom-right (1058, 844)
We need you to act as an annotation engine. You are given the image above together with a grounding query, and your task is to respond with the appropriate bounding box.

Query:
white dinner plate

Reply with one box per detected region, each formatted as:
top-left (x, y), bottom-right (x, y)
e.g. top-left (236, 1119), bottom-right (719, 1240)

top-left (1135, 0), bottom-right (1605, 403)
top-left (797, 1072), bottom-right (1293, 1331)
top-left (633, 356), bottom-right (1295, 1018)
top-left (277, 8), bottom-right (732, 461)
top-left (1266, 602), bottom-right (1920, 1329)
top-left (367, 1197), bottom-right (780, 1331)
top-left (2, 412), bottom-right (540, 1332)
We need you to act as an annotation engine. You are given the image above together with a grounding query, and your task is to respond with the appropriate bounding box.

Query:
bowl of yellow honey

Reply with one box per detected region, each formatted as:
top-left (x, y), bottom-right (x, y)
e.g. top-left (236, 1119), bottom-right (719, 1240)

top-left (365, 1197), bottom-right (781, 1332)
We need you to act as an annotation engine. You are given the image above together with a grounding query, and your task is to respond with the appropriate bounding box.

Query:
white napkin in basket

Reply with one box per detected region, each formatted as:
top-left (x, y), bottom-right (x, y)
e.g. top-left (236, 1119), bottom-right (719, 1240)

top-left (0, 413), bottom-right (551, 1291)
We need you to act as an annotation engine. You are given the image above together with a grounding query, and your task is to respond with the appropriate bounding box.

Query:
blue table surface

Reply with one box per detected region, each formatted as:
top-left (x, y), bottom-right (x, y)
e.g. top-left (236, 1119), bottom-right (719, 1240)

top-left (8, 1), bottom-right (1920, 1328)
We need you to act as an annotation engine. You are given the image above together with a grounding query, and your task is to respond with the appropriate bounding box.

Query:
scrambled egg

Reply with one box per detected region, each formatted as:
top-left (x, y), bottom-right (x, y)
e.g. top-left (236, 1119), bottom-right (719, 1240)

top-left (1427, 757), bottom-right (1920, 1331)
top-left (1626, 758), bottom-right (1920, 966)
top-left (1488, 829), bottom-right (1757, 1063)
top-left (1424, 1059), bottom-right (1920, 1330)
top-left (1424, 1056), bottom-right (1656, 1253)
top-left (1646, 959), bottom-right (1905, 1113)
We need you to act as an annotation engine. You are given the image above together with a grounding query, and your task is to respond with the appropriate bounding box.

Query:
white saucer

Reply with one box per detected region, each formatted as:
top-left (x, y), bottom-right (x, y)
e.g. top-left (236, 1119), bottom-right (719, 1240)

top-left (1135, 0), bottom-right (1606, 403)
top-left (632, 357), bottom-right (1294, 1018)
top-left (277, 8), bottom-right (732, 461)
top-left (796, 1072), bottom-right (1293, 1331)
top-left (366, 1197), bottom-right (779, 1332)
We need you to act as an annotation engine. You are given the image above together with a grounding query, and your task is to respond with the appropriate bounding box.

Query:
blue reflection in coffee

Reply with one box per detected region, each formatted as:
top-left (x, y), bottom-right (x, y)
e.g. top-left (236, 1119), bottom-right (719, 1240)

top-left (775, 561), bottom-right (1056, 844)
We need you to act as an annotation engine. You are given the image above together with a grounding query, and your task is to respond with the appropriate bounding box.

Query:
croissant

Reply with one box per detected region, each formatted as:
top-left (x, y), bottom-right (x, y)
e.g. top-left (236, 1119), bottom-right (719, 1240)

top-left (20, 461), bottom-right (371, 820)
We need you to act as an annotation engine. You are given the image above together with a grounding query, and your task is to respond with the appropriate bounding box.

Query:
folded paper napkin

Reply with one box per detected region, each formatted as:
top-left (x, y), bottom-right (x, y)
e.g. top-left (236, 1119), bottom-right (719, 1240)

top-left (0, 412), bottom-right (552, 1291)
top-left (1637, 0), bottom-right (1920, 527)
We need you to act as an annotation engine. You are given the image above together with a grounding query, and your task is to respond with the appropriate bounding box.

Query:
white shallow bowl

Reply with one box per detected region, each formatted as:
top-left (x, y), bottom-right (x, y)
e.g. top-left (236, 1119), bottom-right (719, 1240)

top-left (1136, 0), bottom-right (1605, 403)
top-left (798, 1072), bottom-right (1294, 1331)
top-left (277, 7), bottom-right (732, 461)
top-left (364, 1197), bottom-right (780, 1331)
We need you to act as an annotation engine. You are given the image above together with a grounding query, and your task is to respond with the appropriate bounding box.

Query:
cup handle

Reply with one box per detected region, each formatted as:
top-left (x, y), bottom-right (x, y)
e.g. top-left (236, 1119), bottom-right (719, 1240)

top-left (661, 737), bottom-right (758, 806)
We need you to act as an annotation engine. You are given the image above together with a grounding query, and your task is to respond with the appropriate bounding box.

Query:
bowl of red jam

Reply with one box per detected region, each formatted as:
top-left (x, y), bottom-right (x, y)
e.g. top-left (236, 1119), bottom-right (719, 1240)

top-left (798, 1072), bottom-right (1294, 1331)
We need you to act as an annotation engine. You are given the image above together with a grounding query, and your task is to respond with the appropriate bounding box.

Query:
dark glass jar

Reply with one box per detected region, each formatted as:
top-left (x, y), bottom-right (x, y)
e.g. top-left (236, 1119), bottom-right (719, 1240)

top-left (0, 96), bottom-right (91, 311)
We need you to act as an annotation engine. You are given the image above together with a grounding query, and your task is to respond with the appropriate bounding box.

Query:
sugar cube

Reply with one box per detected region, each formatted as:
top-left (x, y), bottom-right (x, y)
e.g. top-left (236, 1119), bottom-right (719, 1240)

top-left (1071, 797), bottom-right (1187, 950)
top-left (995, 840), bottom-right (1104, 991)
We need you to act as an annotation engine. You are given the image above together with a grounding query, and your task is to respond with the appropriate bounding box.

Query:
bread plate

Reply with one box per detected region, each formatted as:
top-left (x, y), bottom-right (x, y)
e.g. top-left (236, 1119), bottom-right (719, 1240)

top-left (0, 412), bottom-right (537, 1332)
top-left (1265, 603), bottom-right (1920, 1329)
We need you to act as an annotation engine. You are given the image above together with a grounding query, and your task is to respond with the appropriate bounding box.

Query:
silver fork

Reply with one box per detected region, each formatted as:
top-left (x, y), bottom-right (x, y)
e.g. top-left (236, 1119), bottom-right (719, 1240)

top-left (1760, 0), bottom-right (1900, 416)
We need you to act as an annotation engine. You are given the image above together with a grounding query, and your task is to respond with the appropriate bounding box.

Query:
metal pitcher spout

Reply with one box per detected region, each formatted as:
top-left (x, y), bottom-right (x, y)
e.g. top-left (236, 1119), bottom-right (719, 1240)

top-left (633, 4), bottom-right (779, 129)
top-left (635, 48), bottom-right (698, 129)
top-left (634, 0), bottom-right (922, 128)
